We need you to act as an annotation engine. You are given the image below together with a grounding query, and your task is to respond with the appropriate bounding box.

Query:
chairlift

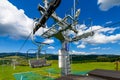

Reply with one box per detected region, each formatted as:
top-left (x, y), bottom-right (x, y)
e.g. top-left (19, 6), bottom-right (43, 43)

top-left (32, 0), bottom-right (96, 76)
top-left (27, 38), bottom-right (51, 68)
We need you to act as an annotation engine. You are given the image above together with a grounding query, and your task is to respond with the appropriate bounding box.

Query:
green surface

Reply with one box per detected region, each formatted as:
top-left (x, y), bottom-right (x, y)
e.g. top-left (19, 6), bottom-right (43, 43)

top-left (45, 68), bottom-right (60, 74)
top-left (71, 71), bottom-right (90, 75)
top-left (0, 61), bottom-right (117, 80)
top-left (14, 72), bottom-right (54, 80)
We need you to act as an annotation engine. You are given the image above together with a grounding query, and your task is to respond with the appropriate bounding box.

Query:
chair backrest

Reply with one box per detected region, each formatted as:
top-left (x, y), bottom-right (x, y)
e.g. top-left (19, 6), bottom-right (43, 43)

top-left (29, 59), bottom-right (46, 68)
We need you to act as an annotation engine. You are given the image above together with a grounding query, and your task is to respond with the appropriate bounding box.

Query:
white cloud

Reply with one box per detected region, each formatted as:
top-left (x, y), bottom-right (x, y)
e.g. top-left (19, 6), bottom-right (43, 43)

top-left (48, 46), bottom-right (55, 49)
top-left (72, 24), bottom-right (120, 48)
top-left (0, 0), bottom-right (34, 39)
top-left (106, 21), bottom-right (112, 24)
top-left (77, 44), bottom-right (85, 48)
top-left (90, 47), bottom-right (111, 50)
top-left (71, 50), bottom-right (96, 55)
top-left (34, 27), bottom-right (48, 36)
top-left (43, 39), bottom-right (54, 44)
top-left (81, 25), bottom-right (120, 44)
top-left (90, 47), bottom-right (101, 50)
top-left (76, 24), bottom-right (116, 36)
top-left (84, 33), bottom-right (120, 44)
top-left (87, 25), bottom-right (116, 33)
top-left (102, 47), bottom-right (111, 50)
top-left (73, 41), bottom-right (79, 45)
top-left (76, 24), bottom-right (87, 30)
top-left (77, 24), bottom-right (87, 36)
top-left (77, 42), bottom-right (86, 48)
top-left (98, 0), bottom-right (120, 11)
top-left (0, 0), bottom-right (48, 39)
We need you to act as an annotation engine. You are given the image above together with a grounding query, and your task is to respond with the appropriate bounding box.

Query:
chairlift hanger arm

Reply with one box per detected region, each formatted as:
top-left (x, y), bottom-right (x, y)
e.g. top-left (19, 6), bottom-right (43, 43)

top-left (33, 0), bottom-right (61, 34)
top-left (71, 31), bottom-right (94, 42)
top-left (32, 38), bottom-right (50, 47)
top-left (38, 4), bottom-right (62, 24)
top-left (35, 41), bottom-right (50, 45)
top-left (38, 4), bottom-right (78, 34)
top-left (71, 21), bottom-right (120, 42)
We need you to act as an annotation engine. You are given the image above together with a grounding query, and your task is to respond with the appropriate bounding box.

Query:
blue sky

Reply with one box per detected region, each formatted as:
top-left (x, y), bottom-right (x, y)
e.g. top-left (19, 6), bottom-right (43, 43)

top-left (0, 0), bottom-right (120, 55)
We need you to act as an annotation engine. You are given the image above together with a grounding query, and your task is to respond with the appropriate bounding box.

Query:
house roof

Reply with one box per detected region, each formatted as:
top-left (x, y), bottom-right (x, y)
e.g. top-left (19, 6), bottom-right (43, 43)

top-left (55, 74), bottom-right (106, 80)
top-left (88, 69), bottom-right (120, 80)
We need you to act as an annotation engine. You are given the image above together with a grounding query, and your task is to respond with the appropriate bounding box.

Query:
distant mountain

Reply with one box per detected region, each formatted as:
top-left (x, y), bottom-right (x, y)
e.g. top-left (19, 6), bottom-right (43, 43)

top-left (0, 53), bottom-right (120, 63)
top-left (0, 52), bottom-right (53, 58)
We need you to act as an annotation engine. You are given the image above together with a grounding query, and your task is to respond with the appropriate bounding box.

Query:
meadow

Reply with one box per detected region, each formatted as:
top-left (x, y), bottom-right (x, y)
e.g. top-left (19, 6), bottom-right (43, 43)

top-left (0, 60), bottom-right (116, 80)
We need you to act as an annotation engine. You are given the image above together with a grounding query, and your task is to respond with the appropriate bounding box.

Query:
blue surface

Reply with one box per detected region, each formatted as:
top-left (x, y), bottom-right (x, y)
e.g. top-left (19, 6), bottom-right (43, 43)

top-left (71, 71), bottom-right (90, 75)
top-left (14, 72), bottom-right (54, 80)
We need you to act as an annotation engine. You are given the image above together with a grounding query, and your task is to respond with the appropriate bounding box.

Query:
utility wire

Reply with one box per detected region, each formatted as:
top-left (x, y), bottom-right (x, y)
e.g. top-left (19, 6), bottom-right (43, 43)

top-left (16, 32), bottom-right (32, 56)
top-left (105, 21), bottom-right (120, 27)
top-left (15, 21), bottom-right (120, 56)
top-left (93, 21), bottom-right (120, 32)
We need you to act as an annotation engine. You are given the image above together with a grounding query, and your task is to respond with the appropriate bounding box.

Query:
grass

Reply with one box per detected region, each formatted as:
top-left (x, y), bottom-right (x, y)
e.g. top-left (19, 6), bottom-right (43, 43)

top-left (0, 60), bottom-right (60, 80)
top-left (0, 60), bottom-right (117, 80)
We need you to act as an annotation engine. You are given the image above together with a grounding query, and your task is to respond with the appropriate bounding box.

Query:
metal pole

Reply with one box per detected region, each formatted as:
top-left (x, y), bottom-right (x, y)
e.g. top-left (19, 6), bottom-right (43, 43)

top-left (74, 0), bottom-right (76, 19)
top-left (61, 41), bottom-right (71, 76)
top-left (2, 58), bottom-right (4, 72)
top-left (26, 49), bottom-right (38, 60)
top-left (115, 61), bottom-right (119, 71)
top-left (37, 46), bottom-right (41, 60)
top-left (44, 0), bottom-right (48, 8)
top-left (13, 59), bottom-right (16, 70)
top-left (88, 18), bottom-right (93, 31)
top-left (42, 50), bottom-right (46, 59)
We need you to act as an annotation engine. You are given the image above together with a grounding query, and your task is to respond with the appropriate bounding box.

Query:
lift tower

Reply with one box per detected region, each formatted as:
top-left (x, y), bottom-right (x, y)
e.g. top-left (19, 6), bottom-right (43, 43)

top-left (33, 0), bottom-right (94, 76)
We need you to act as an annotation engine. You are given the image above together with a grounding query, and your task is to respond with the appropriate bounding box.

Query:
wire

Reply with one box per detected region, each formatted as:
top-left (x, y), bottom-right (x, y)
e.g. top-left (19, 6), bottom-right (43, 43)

top-left (105, 21), bottom-right (120, 27)
top-left (93, 21), bottom-right (120, 32)
top-left (15, 32), bottom-right (32, 56)
top-left (16, 21), bottom-right (120, 56)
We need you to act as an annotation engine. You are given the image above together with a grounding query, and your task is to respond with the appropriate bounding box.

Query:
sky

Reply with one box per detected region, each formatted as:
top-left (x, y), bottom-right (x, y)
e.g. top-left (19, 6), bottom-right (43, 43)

top-left (0, 0), bottom-right (120, 55)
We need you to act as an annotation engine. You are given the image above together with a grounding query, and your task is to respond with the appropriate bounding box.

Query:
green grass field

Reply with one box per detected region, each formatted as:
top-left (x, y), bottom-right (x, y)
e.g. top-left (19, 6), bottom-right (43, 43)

top-left (0, 60), bottom-right (117, 80)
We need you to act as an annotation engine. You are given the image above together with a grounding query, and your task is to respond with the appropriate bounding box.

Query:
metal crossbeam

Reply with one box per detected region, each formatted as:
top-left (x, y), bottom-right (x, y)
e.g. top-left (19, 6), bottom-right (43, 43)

top-left (32, 0), bottom-right (95, 77)
top-left (33, 0), bottom-right (61, 34)
top-left (72, 31), bottom-right (94, 42)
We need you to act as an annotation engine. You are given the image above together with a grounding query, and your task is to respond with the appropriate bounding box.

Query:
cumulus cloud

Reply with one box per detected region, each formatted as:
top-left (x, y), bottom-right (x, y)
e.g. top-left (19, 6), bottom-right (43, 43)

top-left (48, 46), bottom-right (55, 49)
top-left (43, 39), bottom-right (54, 44)
top-left (77, 42), bottom-right (86, 48)
top-left (0, 0), bottom-right (48, 39)
top-left (71, 50), bottom-right (96, 55)
top-left (76, 24), bottom-right (116, 36)
top-left (106, 21), bottom-right (112, 24)
top-left (84, 32), bottom-right (120, 44)
top-left (76, 24), bottom-right (87, 36)
top-left (73, 41), bottom-right (79, 45)
top-left (85, 25), bottom-right (116, 34)
top-left (90, 47), bottom-right (111, 50)
top-left (102, 47), bottom-right (111, 50)
top-left (98, 0), bottom-right (120, 11)
top-left (80, 25), bottom-right (120, 44)
top-left (77, 44), bottom-right (85, 48)
top-left (72, 24), bottom-right (120, 49)
top-left (0, 0), bottom-right (34, 39)
top-left (34, 27), bottom-right (48, 36)
top-left (90, 47), bottom-right (101, 50)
